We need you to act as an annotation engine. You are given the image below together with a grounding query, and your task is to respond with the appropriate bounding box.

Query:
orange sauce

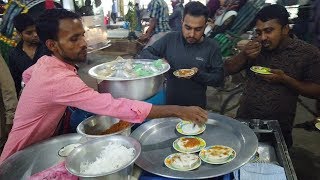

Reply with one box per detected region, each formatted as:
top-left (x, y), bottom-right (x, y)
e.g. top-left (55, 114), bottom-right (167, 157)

top-left (183, 138), bottom-right (200, 148)
top-left (99, 121), bottom-right (131, 135)
top-left (177, 69), bottom-right (194, 76)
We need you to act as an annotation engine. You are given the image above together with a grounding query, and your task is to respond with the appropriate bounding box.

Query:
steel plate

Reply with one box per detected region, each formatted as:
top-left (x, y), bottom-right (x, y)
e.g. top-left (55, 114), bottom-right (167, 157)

top-left (131, 113), bottom-right (258, 179)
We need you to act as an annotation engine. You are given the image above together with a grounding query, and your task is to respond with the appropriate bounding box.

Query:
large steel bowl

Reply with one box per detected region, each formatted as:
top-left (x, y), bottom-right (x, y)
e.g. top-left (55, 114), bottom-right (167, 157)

top-left (88, 59), bottom-right (170, 100)
top-left (66, 135), bottom-right (141, 180)
top-left (76, 115), bottom-right (134, 139)
top-left (0, 134), bottom-right (83, 179)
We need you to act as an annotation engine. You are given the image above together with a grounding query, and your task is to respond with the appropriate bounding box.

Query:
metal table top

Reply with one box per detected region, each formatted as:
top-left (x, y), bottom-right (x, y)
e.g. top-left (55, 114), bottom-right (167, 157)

top-left (131, 113), bottom-right (258, 179)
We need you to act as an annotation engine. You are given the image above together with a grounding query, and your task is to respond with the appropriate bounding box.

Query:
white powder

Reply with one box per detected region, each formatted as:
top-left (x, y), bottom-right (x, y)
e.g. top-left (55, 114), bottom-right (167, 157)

top-left (182, 124), bottom-right (201, 134)
top-left (80, 142), bottom-right (135, 174)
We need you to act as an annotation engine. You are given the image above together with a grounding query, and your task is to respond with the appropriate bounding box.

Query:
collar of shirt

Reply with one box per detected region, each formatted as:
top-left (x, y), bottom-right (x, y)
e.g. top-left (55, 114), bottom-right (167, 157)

top-left (51, 55), bottom-right (77, 73)
top-left (180, 32), bottom-right (207, 47)
top-left (261, 37), bottom-right (296, 55)
top-left (276, 37), bottom-right (296, 51)
top-left (14, 41), bottom-right (49, 61)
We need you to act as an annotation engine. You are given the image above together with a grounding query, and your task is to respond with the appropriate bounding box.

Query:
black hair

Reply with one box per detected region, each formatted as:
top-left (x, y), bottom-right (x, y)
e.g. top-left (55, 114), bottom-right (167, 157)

top-left (36, 8), bottom-right (81, 43)
top-left (13, 14), bottom-right (35, 33)
top-left (255, 4), bottom-right (290, 26)
top-left (183, 1), bottom-right (209, 21)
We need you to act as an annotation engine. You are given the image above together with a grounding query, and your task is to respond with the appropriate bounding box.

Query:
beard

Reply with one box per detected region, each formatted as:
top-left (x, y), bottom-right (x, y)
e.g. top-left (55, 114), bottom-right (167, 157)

top-left (57, 44), bottom-right (87, 64)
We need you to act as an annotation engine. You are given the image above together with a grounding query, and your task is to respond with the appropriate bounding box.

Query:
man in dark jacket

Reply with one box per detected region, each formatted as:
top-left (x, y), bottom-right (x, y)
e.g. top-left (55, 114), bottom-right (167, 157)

top-left (9, 13), bottom-right (49, 97)
top-left (139, 2), bottom-right (224, 108)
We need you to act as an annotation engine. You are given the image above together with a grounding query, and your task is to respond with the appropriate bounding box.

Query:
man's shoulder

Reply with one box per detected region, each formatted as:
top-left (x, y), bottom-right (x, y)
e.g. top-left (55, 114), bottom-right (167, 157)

top-left (10, 45), bottom-right (23, 55)
top-left (287, 39), bottom-right (320, 64)
top-left (203, 37), bottom-right (220, 49)
top-left (290, 38), bottom-right (320, 55)
top-left (9, 45), bottom-right (23, 63)
top-left (165, 31), bottom-right (180, 37)
top-left (158, 31), bottom-right (180, 42)
top-left (37, 43), bottom-right (51, 56)
top-left (34, 56), bottom-right (76, 77)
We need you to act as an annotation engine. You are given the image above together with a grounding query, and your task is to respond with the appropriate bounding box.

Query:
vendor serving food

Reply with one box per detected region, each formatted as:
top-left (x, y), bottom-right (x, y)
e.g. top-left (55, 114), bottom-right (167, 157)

top-left (0, 9), bottom-right (208, 163)
top-left (138, 2), bottom-right (224, 108)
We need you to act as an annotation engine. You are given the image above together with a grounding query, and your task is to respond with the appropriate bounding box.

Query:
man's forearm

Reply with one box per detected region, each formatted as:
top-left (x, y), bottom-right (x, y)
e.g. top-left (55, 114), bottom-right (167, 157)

top-left (282, 75), bottom-right (320, 98)
top-left (147, 105), bottom-right (180, 119)
top-left (224, 52), bottom-right (248, 75)
top-left (146, 18), bottom-right (156, 37)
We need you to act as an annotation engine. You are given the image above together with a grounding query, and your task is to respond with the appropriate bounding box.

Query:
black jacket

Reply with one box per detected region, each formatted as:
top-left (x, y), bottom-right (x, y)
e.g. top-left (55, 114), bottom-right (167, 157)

top-left (8, 41), bottom-right (50, 96)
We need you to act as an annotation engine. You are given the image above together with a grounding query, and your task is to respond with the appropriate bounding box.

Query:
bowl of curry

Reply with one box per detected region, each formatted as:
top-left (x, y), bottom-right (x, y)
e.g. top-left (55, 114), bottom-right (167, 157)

top-left (76, 115), bottom-right (134, 138)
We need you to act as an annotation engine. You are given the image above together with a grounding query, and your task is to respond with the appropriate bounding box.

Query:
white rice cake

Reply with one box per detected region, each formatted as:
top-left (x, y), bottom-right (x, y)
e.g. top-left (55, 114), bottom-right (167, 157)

top-left (204, 145), bottom-right (234, 162)
top-left (170, 153), bottom-right (199, 169)
top-left (181, 123), bottom-right (201, 134)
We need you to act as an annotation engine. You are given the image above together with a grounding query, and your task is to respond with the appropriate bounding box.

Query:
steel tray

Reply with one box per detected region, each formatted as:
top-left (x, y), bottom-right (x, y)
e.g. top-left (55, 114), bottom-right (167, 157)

top-left (131, 113), bottom-right (258, 179)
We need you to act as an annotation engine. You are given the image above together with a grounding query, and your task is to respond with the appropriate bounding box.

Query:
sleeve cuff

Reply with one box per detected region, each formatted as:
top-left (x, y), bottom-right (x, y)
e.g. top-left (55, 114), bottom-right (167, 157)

top-left (129, 101), bottom-right (152, 123)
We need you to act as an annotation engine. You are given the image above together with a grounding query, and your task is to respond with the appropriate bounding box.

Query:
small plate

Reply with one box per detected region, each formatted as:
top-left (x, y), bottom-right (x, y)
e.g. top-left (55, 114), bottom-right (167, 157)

top-left (250, 66), bottom-right (272, 75)
top-left (199, 145), bottom-right (236, 164)
top-left (173, 69), bottom-right (195, 78)
top-left (173, 136), bottom-right (206, 153)
top-left (58, 143), bottom-right (81, 157)
top-left (315, 122), bottom-right (320, 131)
top-left (176, 121), bottom-right (206, 135)
top-left (164, 153), bottom-right (201, 171)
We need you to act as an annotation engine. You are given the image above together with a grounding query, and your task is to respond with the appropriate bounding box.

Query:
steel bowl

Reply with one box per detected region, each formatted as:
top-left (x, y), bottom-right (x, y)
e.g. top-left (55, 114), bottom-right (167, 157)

top-left (65, 135), bottom-right (141, 180)
top-left (76, 115), bottom-right (134, 139)
top-left (88, 59), bottom-right (170, 100)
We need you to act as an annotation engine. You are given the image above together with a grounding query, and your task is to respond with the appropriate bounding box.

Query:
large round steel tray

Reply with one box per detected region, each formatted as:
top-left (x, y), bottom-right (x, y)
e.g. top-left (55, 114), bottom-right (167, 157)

top-left (130, 113), bottom-right (258, 179)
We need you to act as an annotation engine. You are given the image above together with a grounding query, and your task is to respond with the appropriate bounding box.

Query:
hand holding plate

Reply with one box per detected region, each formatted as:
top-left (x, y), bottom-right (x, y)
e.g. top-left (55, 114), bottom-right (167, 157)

top-left (257, 69), bottom-right (286, 83)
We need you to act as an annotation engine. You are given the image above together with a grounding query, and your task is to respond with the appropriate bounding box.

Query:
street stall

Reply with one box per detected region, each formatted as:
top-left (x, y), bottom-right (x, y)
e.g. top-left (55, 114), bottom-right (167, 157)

top-left (0, 0), bottom-right (304, 179)
top-left (0, 58), bottom-right (298, 179)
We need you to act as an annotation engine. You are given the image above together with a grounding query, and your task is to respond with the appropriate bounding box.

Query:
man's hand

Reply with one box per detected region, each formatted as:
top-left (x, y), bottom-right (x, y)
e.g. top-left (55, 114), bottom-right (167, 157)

top-left (207, 18), bottom-right (215, 28)
top-left (242, 40), bottom-right (261, 59)
top-left (257, 69), bottom-right (286, 83)
top-left (173, 106), bottom-right (208, 126)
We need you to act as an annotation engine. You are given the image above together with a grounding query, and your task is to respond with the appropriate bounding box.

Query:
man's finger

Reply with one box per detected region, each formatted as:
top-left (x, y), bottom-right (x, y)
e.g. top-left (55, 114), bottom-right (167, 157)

top-left (248, 51), bottom-right (260, 56)
top-left (246, 47), bottom-right (261, 54)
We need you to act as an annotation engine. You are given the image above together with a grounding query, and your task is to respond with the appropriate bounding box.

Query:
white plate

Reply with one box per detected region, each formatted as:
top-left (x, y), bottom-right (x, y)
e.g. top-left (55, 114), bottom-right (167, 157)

top-left (315, 122), bottom-right (320, 131)
top-left (250, 66), bottom-right (272, 75)
top-left (58, 143), bottom-right (81, 157)
top-left (164, 153), bottom-right (201, 171)
top-left (173, 136), bottom-right (206, 153)
top-left (199, 145), bottom-right (236, 165)
top-left (176, 121), bottom-right (206, 135)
